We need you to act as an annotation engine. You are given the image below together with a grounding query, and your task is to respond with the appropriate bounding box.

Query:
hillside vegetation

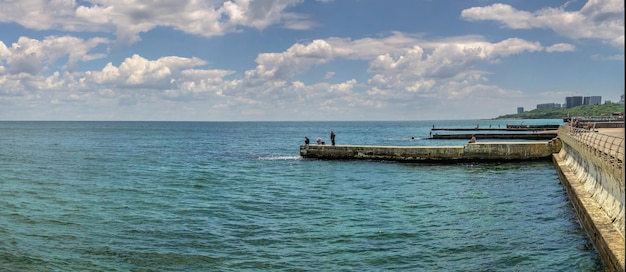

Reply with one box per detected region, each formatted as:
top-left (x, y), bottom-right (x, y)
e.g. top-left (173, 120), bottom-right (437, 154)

top-left (496, 103), bottom-right (625, 119)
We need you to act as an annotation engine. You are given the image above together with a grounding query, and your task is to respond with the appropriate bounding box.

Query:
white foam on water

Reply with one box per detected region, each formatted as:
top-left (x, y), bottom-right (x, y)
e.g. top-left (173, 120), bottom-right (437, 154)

top-left (257, 155), bottom-right (302, 161)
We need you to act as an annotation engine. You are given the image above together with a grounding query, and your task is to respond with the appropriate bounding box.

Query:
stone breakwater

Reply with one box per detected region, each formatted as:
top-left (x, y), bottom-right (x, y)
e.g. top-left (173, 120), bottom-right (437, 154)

top-left (553, 126), bottom-right (624, 272)
top-left (300, 142), bottom-right (560, 162)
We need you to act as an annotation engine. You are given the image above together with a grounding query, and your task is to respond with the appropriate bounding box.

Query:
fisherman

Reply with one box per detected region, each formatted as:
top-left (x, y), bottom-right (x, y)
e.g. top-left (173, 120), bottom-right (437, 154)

top-left (304, 136), bottom-right (310, 146)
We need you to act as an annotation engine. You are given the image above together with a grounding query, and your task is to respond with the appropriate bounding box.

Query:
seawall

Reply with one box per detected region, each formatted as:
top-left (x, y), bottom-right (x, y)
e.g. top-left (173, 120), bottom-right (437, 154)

top-left (553, 126), bottom-right (625, 272)
top-left (300, 141), bottom-right (559, 162)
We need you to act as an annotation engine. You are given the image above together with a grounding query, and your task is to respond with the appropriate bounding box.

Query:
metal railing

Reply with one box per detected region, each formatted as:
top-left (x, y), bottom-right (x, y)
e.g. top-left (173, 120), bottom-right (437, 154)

top-left (558, 125), bottom-right (624, 180)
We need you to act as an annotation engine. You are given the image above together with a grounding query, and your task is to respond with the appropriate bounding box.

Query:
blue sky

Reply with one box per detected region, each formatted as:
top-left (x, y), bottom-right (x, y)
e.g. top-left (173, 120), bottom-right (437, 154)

top-left (0, 0), bottom-right (623, 121)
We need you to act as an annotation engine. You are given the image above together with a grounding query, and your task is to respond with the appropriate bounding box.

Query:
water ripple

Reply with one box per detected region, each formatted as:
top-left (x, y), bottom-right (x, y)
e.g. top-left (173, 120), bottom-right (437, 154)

top-left (0, 121), bottom-right (603, 271)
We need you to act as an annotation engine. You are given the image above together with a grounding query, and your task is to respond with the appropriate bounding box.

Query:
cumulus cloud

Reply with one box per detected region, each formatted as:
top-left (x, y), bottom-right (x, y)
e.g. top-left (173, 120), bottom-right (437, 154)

top-left (227, 33), bottom-right (543, 119)
top-left (245, 39), bottom-right (333, 81)
top-left (329, 79), bottom-right (357, 93)
top-left (238, 33), bottom-right (539, 111)
top-left (85, 54), bottom-right (210, 88)
top-left (0, 0), bottom-right (82, 30)
top-left (365, 37), bottom-right (541, 94)
top-left (1, 0), bottom-right (618, 121)
top-left (461, 0), bottom-right (624, 47)
top-left (462, 4), bottom-right (534, 28)
top-left (327, 32), bottom-right (423, 60)
top-left (0, 30), bottom-right (551, 120)
top-left (1, 0), bottom-right (305, 44)
top-left (0, 36), bottom-right (108, 75)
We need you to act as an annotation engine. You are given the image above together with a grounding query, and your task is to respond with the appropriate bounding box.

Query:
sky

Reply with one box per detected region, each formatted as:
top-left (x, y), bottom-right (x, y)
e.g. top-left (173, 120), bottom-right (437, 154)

top-left (0, 0), bottom-right (623, 121)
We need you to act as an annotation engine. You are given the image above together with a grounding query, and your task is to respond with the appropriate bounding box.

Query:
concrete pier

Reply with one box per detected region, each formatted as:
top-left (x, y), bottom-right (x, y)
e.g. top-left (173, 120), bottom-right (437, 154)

top-left (300, 141), bottom-right (559, 162)
top-left (431, 125), bottom-right (559, 131)
top-left (431, 133), bottom-right (557, 140)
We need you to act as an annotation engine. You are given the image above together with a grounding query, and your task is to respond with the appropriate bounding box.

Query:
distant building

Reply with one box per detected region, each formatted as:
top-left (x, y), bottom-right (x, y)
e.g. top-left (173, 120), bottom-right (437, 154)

top-left (517, 107), bottom-right (524, 114)
top-left (619, 95), bottom-right (624, 104)
top-left (536, 103), bottom-right (561, 110)
top-left (583, 96), bottom-right (601, 105)
top-left (565, 96), bottom-right (583, 108)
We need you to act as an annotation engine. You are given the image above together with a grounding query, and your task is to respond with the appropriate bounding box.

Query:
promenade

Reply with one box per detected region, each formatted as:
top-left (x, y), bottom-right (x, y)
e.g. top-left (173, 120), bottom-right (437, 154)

top-left (554, 125), bottom-right (624, 272)
top-left (597, 128), bottom-right (625, 138)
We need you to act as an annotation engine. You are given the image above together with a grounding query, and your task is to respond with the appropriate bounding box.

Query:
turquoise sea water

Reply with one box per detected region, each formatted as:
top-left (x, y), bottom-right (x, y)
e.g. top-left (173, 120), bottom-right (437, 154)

top-left (0, 120), bottom-right (604, 271)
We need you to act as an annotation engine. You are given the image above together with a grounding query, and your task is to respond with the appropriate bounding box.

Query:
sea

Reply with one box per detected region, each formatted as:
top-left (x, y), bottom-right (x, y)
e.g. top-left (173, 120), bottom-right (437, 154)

top-left (0, 120), bottom-right (604, 271)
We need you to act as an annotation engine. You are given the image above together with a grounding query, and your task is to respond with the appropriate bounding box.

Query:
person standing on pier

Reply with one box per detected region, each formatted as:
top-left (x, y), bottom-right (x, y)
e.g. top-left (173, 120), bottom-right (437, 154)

top-left (330, 131), bottom-right (336, 146)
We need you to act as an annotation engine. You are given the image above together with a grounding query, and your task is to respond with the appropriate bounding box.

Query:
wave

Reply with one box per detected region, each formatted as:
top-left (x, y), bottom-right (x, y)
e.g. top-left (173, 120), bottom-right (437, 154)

top-left (256, 155), bottom-right (302, 161)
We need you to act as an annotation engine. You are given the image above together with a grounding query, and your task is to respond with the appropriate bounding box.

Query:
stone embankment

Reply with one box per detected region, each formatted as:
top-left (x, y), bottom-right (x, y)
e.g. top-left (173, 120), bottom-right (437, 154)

top-left (553, 125), bottom-right (624, 272)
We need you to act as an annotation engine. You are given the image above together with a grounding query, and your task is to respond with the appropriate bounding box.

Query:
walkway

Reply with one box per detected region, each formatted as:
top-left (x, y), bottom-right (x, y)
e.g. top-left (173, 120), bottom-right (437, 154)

top-left (597, 128), bottom-right (625, 138)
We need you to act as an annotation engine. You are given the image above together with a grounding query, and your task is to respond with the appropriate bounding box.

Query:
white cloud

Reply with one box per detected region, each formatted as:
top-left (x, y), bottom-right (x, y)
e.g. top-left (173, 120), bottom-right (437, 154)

top-left (461, 0), bottom-right (624, 48)
top-left (546, 43), bottom-right (576, 52)
top-left (234, 33), bottom-right (541, 116)
top-left (85, 54), bottom-right (209, 88)
top-left (327, 32), bottom-right (423, 60)
top-left (180, 69), bottom-right (235, 81)
top-left (0, 36), bottom-right (108, 75)
top-left (462, 3), bottom-right (534, 29)
top-left (1, 0), bottom-right (305, 44)
top-left (0, 31), bottom-right (552, 120)
top-left (368, 46), bottom-right (425, 74)
top-left (0, 0), bottom-right (80, 30)
top-left (1, 0), bottom-right (619, 122)
top-left (245, 39), bottom-right (333, 81)
top-left (329, 79), bottom-right (356, 93)
top-left (0, 42), bottom-right (10, 58)
top-left (227, 34), bottom-right (544, 119)
top-left (365, 37), bottom-right (541, 94)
